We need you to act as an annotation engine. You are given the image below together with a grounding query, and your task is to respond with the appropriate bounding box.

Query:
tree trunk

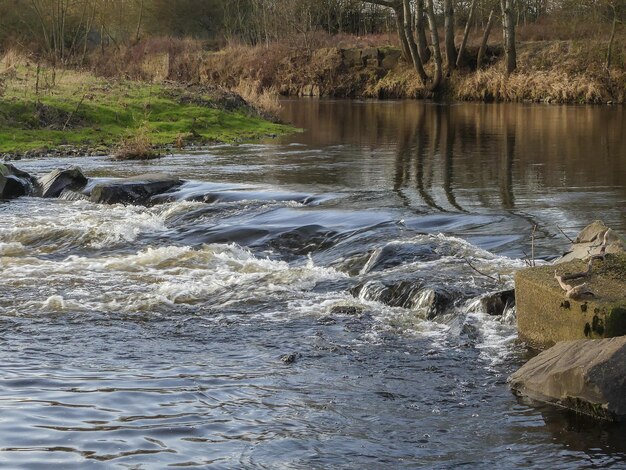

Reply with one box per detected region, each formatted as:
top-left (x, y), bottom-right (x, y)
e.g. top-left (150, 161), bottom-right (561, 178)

top-left (415, 0), bottom-right (431, 63)
top-left (443, 0), bottom-right (457, 72)
top-left (402, 0), bottom-right (429, 83)
top-left (425, 0), bottom-right (443, 90)
top-left (606, 4), bottom-right (617, 70)
top-left (500, 0), bottom-right (517, 74)
top-left (456, 0), bottom-right (478, 68)
top-left (477, 9), bottom-right (495, 69)
top-left (395, 6), bottom-right (412, 62)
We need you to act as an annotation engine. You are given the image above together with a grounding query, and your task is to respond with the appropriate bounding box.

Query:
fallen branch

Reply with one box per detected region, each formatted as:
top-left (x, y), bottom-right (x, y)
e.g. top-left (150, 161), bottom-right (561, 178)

top-left (556, 225), bottom-right (574, 244)
top-left (464, 257), bottom-right (501, 283)
top-left (63, 90), bottom-right (88, 131)
top-left (554, 270), bottom-right (595, 300)
top-left (530, 225), bottom-right (537, 267)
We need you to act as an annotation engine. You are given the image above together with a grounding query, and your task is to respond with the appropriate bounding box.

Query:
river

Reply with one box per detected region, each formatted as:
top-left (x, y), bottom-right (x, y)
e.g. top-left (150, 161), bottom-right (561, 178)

top-left (1, 99), bottom-right (625, 468)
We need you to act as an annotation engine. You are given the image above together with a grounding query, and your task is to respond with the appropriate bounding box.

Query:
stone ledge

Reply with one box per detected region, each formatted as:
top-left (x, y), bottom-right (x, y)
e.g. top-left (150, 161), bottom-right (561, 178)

top-left (515, 253), bottom-right (626, 349)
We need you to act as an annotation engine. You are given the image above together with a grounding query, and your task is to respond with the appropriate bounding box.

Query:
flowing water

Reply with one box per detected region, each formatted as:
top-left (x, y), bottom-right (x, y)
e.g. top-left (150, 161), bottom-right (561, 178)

top-left (1, 99), bottom-right (625, 469)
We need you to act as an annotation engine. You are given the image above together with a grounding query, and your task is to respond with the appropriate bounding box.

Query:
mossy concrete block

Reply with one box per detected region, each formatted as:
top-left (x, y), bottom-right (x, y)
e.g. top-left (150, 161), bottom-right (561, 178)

top-left (515, 253), bottom-right (626, 349)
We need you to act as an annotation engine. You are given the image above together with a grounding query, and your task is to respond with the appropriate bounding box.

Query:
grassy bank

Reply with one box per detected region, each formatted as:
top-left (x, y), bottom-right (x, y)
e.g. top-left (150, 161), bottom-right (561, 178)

top-left (0, 56), bottom-right (292, 158)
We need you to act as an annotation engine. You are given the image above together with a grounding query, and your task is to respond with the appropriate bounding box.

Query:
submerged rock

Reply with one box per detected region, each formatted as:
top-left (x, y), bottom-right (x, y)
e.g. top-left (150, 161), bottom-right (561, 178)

top-left (509, 337), bottom-right (626, 421)
top-left (280, 352), bottom-right (301, 364)
top-left (0, 163), bottom-right (37, 199)
top-left (361, 242), bottom-right (438, 274)
top-left (351, 279), bottom-right (456, 319)
top-left (59, 189), bottom-right (89, 201)
top-left (330, 305), bottom-right (363, 316)
top-left (89, 174), bottom-right (183, 205)
top-left (38, 167), bottom-right (88, 198)
top-left (479, 289), bottom-right (515, 316)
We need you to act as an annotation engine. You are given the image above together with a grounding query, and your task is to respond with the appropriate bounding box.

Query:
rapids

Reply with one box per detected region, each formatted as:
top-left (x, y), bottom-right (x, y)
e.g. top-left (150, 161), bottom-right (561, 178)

top-left (1, 100), bottom-right (625, 468)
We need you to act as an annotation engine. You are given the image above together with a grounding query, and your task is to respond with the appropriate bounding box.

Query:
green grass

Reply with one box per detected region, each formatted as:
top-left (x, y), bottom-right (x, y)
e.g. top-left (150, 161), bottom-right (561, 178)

top-left (0, 65), bottom-right (292, 154)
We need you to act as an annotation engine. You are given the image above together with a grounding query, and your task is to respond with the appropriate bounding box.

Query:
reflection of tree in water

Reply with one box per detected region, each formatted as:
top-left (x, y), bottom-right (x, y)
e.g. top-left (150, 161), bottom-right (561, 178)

top-left (500, 123), bottom-right (515, 210)
top-left (391, 103), bottom-right (519, 213)
top-left (440, 107), bottom-right (467, 213)
top-left (280, 100), bottom-right (624, 218)
top-left (393, 105), bottom-right (448, 212)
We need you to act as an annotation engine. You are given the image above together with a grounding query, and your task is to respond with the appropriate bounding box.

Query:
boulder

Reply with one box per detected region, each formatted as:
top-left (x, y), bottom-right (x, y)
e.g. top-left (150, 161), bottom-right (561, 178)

top-left (351, 279), bottom-right (456, 319)
top-left (380, 48), bottom-right (402, 69)
top-left (89, 174), bottom-right (183, 205)
top-left (556, 220), bottom-right (625, 264)
top-left (509, 337), bottom-right (626, 421)
top-left (479, 289), bottom-right (515, 316)
top-left (361, 47), bottom-right (381, 67)
top-left (515, 253), bottom-right (626, 349)
top-left (0, 163), bottom-right (37, 199)
top-left (38, 167), bottom-right (88, 198)
top-left (341, 49), bottom-right (362, 67)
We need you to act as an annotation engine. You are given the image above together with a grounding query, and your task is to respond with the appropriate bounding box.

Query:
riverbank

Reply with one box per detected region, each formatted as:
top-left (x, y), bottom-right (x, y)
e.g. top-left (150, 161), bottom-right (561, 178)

top-left (198, 39), bottom-right (625, 104)
top-left (0, 58), bottom-right (292, 159)
top-left (99, 35), bottom-right (623, 104)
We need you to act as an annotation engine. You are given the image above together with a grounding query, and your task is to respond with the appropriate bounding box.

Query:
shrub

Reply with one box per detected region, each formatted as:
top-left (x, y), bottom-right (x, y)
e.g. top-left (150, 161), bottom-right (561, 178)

top-left (112, 123), bottom-right (160, 160)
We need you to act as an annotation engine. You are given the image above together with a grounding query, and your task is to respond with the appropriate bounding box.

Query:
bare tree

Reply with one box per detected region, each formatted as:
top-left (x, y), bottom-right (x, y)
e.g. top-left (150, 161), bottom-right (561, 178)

top-left (457, 0), bottom-right (478, 67)
top-left (443, 0), bottom-right (457, 71)
top-left (425, 0), bottom-right (443, 89)
top-left (477, 9), bottom-right (495, 69)
top-left (606, 1), bottom-right (619, 69)
top-left (361, 0), bottom-right (443, 90)
top-left (414, 0), bottom-right (431, 63)
top-left (500, 0), bottom-right (517, 74)
top-left (403, 0), bottom-right (429, 82)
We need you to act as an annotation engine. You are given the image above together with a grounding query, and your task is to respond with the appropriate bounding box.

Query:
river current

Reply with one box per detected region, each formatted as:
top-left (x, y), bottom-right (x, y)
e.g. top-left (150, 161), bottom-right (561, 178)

top-left (1, 100), bottom-right (625, 468)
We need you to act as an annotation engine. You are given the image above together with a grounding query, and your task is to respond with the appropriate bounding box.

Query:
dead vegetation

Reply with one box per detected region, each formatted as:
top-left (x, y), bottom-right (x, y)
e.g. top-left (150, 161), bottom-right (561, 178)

top-left (112, 124), bottom-right (160, 161)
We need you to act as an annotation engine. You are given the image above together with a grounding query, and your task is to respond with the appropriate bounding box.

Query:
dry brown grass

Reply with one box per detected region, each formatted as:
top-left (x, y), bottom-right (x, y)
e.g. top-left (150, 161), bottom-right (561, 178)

top-left (454, 37), bottom-right (626, 104)
top-left (112, 123), bottom-right (160, 161)
top-left (233, 79), bottom-right (282, 118)
top-left (454, 68), bottom-right (606, 103)
top-left (90, 37), bottom-right (205, 83)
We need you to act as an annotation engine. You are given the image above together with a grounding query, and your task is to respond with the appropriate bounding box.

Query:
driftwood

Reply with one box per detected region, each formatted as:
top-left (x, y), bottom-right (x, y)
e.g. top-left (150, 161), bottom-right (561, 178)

top-left (554, 271), bottom-right (595, 300)
top-left (554, 230), bottom-right (610, 299)
top-left (464, 257), bottom-right (502, 283)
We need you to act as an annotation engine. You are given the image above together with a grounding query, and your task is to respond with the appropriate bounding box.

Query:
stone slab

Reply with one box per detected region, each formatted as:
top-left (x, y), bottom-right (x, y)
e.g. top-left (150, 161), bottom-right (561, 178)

top-left (509, 337), bottom-right (626, 421)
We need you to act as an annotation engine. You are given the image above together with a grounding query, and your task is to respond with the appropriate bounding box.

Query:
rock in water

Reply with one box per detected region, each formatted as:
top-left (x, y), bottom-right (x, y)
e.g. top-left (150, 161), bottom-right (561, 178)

top-left (479, 289), bottom-right (515, 316)
top-left (89, 174), bottom-right (183, 205)
top-left (556, 220), bottom-right (625, 264)
top-left (38, 167), bottom-right (88, 198)
top-left (509, 337), bottom-right (626, 421)
top-left (0, 163), bottom-right (38, 199)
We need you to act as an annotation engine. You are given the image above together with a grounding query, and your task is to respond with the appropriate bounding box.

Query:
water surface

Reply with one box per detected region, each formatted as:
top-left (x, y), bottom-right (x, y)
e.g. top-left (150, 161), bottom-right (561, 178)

top-left (1, 99), bottom-right (625, 468)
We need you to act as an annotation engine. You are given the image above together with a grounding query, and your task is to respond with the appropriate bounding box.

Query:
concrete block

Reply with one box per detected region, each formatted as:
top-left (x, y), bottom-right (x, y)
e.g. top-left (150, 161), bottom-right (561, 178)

top-left (515, 253), bottom-right (626, 349)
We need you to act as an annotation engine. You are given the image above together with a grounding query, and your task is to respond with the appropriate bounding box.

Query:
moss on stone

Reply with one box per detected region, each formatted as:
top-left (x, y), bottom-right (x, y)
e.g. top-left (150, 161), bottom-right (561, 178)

top-left (515, 253), bottom-right (626, 349)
